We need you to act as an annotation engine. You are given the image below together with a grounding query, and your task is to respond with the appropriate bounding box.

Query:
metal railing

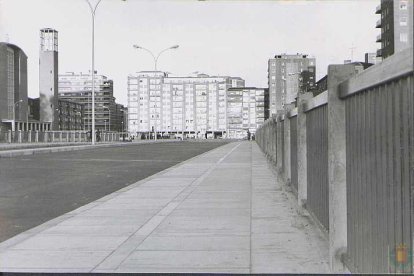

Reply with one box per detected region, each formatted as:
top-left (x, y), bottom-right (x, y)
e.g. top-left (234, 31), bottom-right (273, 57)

top-left (0, 130), bottom-right (126, 144)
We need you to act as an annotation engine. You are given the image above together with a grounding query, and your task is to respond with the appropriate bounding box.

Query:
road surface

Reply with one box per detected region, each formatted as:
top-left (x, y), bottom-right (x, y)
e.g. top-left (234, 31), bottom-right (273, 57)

top-left (0, 141), bottom-right (228, 242)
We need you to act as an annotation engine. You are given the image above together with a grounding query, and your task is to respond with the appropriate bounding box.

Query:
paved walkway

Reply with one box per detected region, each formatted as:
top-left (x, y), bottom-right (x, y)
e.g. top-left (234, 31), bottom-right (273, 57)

top-left (0, 142), bottom-right (330, 273)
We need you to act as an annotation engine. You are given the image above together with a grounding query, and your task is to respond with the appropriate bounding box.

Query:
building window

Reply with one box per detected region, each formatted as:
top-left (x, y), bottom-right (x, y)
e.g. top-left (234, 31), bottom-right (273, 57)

top-left (400, 1), bottom-right (407, 10)
top-left (400, 33), bottom-right (408, 42)
top-left (400, 17), bottom-right (407, 26)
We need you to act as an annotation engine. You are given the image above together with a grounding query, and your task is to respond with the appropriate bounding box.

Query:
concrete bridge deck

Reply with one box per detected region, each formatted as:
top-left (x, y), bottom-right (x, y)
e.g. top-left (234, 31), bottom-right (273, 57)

top-left (0, 141), bottom-right (329, 273)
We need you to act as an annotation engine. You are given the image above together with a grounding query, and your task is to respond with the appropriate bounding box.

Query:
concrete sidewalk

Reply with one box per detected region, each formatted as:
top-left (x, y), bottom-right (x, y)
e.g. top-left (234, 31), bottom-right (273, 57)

top-left (0, 141), bottom-right (329, 273)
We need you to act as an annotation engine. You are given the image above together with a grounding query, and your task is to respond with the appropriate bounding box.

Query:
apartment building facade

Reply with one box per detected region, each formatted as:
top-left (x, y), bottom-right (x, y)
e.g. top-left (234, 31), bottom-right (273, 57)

top-left (227, 87), bottom-right (269, 139)
top-left (268, 54), bottom-right (316, 116)
top-left (376, 0), bottom-right (413, 58)
top-left (56, 99), bottom-right (84, 130)
top-left (127, 72), bottom-right (245, 138)
top-left (58, 72), bottom-right (122, 131)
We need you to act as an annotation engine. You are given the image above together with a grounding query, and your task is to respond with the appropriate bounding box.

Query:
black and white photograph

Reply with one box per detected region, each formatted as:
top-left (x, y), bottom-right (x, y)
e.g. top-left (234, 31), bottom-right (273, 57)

top-left (0, 0), bottom-right (413, 274)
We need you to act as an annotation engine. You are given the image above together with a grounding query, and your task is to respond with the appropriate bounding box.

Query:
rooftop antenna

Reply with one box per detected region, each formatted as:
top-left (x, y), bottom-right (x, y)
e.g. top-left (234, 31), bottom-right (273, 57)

top-left (349, 43), bottom-right (356, 62)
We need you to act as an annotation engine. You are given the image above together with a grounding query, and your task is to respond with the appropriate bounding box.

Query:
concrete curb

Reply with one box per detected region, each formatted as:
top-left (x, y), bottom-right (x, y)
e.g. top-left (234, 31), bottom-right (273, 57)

top-left (0, 140), bottom-right (183, 158)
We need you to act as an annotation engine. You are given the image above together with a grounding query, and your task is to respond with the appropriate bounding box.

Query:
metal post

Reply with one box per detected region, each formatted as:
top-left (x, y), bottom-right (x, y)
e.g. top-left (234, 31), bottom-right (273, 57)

top-left (91, 11), bottom-right (96, 145)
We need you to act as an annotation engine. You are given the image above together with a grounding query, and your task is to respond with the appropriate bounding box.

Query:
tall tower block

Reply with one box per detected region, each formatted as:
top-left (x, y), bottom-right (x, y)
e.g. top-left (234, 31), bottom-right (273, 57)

top-left (39, 28), bottom-right (58, 130)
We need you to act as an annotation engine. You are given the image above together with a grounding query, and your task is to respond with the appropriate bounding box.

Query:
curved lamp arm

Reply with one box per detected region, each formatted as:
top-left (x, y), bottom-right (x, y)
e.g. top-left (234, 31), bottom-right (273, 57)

top-left (85, 0), bottom-right (103, 16)
top-left (134, 45), bottom-right (179, 71)
top-left (155, 45), bottom-right (179, 69)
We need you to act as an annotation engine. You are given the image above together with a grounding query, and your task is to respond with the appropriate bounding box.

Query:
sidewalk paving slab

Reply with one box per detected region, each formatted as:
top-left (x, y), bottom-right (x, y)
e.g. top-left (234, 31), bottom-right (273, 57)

top-left (0, 141), bottom-right (330, 273)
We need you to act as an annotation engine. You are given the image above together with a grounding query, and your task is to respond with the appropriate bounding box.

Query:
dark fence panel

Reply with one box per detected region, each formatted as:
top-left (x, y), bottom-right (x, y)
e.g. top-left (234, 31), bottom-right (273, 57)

top-left (0, 131), bottom-right (9, 143)
top-left (345, 73), bottom-right (413, 274)
top-left (290, 116), bottom-right (298, 193)
top-left (306, 105), bottom-right (329, 230)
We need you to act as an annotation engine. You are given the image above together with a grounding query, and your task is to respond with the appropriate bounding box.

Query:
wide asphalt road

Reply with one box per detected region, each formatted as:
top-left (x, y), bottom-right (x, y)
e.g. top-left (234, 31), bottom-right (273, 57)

top-left (0, 141), bottom-right (229, 242)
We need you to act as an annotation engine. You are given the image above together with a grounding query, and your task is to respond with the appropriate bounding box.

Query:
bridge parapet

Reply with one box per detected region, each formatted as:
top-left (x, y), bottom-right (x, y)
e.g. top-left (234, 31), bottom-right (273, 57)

top-left (256, 48), bottom-right (414, 274)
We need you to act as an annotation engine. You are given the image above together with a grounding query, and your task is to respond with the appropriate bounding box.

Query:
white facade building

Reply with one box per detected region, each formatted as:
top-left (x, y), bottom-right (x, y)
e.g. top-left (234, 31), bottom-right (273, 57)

top-left (227, 87), bottom-right (269, 139)
top-left (127, 71), bottom-right (245, 138)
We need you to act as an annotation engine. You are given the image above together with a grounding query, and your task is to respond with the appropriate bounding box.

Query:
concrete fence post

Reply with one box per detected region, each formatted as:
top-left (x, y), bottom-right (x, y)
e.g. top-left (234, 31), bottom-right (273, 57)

top-left (35, 131), bottom-right (39, 143)
top-left (28, 130), bottom-right (32, 143)
top-left (18, 130), bottom-right (22, 143)
top-left (276, 116), bottom-right (281, 169)
top-left (327, 64), bottom-right (361, 272)
top-left (8, 130), bottom-right (11, 143)
top-left (44, 131), bottom-right (48, 143)
top-left (59, 132), bottom-right (62, 142)
top-left (297, 92), bottom-right (313, 208)
top-left (283, 114), bottom-right (291, 185)
top-left (272, 117), bottom-right (277, 163)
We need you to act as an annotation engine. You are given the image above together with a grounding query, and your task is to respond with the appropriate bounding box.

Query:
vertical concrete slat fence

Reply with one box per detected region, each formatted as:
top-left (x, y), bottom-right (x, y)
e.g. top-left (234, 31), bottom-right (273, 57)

top-left (303, 91), bottom-right (329, 231)
top-left (255, 48), bottom-right (413, 274)
top-left (339, 48), bottom-right (413, 274)
top-left (288, 110), bottom-right (298, 193)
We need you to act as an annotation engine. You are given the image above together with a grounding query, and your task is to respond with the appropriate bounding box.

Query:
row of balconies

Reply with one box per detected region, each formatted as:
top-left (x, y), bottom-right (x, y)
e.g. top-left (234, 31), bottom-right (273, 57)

top-left (375, 4), bottom-right (381, 14)
top-left (375, 3), bottom-right (382, 57)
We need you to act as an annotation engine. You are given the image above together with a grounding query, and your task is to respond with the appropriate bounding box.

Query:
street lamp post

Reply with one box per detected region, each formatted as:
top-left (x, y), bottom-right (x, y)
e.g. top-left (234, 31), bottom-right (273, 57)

top-left (84, 0), bottom-right (126, 145)
top-left (132, 44), bottom-right (179, 71)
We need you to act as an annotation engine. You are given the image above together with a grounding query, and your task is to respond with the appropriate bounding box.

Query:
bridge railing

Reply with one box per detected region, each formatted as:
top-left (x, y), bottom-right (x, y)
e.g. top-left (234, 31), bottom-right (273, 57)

top-left (256, 48), bottom-right (413, 274)
top-left (0, 130), bottom-right (127, 144)
top-left (340, 49), bottom-right (413, 274)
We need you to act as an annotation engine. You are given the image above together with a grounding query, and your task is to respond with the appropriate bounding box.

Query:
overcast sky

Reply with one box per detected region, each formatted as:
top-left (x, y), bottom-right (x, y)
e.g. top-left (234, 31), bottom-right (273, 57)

top-left (1, 0), bottom-right (379, 105)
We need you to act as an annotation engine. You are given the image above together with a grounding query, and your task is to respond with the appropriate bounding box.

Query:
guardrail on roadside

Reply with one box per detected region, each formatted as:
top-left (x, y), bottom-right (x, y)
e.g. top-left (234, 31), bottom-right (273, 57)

top-left (0, 130), bottom-right (129, 144)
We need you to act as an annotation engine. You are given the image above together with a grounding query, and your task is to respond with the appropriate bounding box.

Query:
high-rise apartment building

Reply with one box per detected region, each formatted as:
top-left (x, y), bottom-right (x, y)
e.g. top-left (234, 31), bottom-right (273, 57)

top-left (227, 87), bottom-right (269, 139)
top-left (376, 0), bottom-right (413, 59)
top-left (0, 42), bottom-right (28, 131)
top-left (268, 54), bottom-right (315, 116)
top-left (39, 28), bottom-right (59, 130)
top-left (58, 72), bottom-right (117, 131)
top-left (127, 72), bottom-right (245, 138)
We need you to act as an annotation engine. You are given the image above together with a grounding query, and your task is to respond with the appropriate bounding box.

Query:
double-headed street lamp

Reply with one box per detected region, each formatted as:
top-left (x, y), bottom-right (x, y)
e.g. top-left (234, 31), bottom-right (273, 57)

top-left (84, 0), bottom-right (125, 145)
top-left (132, 44), bottom-right (179, 71)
